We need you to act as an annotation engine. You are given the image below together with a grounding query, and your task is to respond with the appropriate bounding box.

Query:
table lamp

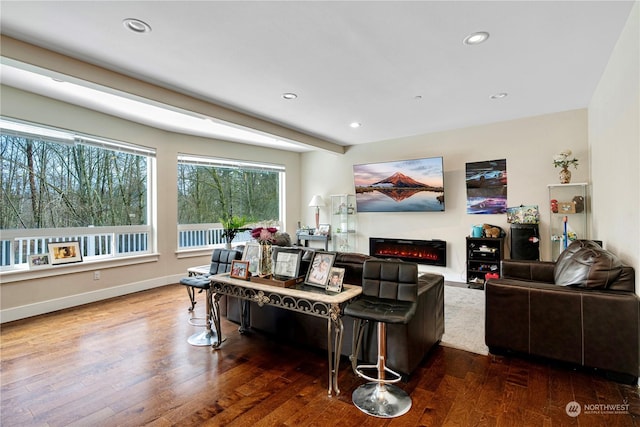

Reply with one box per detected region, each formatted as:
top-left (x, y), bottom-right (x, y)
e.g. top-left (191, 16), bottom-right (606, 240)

top-left (308, 195), bottom-right (325, 231)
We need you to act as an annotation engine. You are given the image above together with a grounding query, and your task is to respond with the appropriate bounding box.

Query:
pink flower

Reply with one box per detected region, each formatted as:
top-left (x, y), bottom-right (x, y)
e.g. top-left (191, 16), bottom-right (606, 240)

top-left (259, 229), bottom-right (272, 242)
top-left (251, 227), bottom-right (278, 244)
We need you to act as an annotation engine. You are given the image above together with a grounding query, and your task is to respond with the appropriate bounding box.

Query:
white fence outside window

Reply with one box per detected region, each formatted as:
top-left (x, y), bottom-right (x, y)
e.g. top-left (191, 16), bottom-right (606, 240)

top-left (0, 226), bottom-right (151, 269)
top-left (1, 224), bottom-right (255, 270)
top-left (177, 223), bottom-right (252, 249)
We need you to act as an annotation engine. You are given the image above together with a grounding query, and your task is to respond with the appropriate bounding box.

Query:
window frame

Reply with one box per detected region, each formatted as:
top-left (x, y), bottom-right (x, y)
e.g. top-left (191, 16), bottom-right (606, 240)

top-left (0, 117), bottom-right (158, 275)
top-left (176, 153), bottom-right (285, 252)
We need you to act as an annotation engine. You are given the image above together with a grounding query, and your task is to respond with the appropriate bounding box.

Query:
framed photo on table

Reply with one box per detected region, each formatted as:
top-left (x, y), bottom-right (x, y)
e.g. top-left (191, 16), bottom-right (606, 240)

top-left (48, 241), bottom-right (82, 265)
top-left (326, 267), bottom-right (345, 293)
top-left (242, 243), bottom-right (261, 276)
top-left (230, 260), bottom-right (250, 280)
top-left (28, 254), bottom-right (51, 269)
top-left (304, 251), bottom-right (336, 288)
top-left (317, 223), bottom-right (331, 236)
top-left (273, 248), bottom-right (302, 279)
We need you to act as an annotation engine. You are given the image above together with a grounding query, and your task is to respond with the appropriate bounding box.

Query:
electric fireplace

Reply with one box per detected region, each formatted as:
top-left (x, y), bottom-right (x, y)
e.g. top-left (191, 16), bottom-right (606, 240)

top-left (369, 238), bottom-right (446, 267)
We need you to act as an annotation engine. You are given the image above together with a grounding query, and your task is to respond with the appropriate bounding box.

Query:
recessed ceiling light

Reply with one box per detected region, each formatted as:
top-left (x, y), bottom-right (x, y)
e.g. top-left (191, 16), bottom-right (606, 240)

top-left (463, 31), bottom-right (489, 45)
top-left (350, 122), bottom-right (361, 128)
top-left (123, 18), bottom-right (152, 34)
top-left (490, 92), bottom-right (508, 99)
top-left (282, 93), bottom-right (297, 100)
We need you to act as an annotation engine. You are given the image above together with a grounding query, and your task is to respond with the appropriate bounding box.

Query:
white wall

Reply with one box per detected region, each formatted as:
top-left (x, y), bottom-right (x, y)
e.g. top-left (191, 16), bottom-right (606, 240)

top-left (589, 1), bottom-right (640, 287)
top-left (301, 109), bottom-right (589, 282)
top-left (0, 86), bottom-right (302, 320)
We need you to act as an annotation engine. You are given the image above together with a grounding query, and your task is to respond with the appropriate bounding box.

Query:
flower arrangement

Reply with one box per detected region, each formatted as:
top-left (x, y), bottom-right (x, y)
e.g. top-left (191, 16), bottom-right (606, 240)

top-left (553, 149), bottom-right (579, 169)
top-left (251, 226), bottom-right (279, 244)
top-left (250, 223), bottom-right (292, 246)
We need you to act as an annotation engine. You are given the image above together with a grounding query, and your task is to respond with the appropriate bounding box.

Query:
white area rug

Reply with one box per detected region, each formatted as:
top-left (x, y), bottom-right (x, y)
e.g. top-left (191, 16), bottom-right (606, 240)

top-left (441, 285), bottom-right (489, 356)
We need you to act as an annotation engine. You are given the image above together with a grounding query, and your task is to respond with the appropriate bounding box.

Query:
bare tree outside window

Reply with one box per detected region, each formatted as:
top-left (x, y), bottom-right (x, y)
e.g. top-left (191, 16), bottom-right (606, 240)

top-left (1, 135), bottom-right (148, 230)
top-left (177, 158), bottom-right (282, 229)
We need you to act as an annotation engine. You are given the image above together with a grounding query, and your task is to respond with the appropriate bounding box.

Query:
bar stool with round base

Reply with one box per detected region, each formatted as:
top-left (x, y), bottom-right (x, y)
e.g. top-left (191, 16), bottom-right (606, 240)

top-left (186, 286), bottom-right (218, 346)
top-left (179, 248), bottom-right (242, 346)
top-left (344, 259), bottom-right (418, 418)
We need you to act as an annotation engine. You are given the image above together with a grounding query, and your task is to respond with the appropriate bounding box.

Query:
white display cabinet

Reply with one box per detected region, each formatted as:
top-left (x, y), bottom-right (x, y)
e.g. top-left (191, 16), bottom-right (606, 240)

top-left (330, 194), bottom-right (357, 252)
top-left (548, 183), bottom-right (588, 261)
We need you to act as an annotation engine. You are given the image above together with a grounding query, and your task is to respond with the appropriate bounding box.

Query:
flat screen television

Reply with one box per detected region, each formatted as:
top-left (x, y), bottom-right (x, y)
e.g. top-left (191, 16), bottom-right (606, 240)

top-left (353, 157), bottom-right (445, 212)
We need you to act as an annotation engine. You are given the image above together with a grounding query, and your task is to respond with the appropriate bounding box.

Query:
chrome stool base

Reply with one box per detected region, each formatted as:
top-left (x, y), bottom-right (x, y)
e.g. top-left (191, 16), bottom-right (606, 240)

top-left (187, 329), bottom-right (218, 346)
top-left (187, 315), bottom-right (207, 327)
top-left (345, 261), bottom-right (418, 418)
top-left (186, 287), bottom-right (218, 347)
top-left (352, 383), bottom-right (412, 418)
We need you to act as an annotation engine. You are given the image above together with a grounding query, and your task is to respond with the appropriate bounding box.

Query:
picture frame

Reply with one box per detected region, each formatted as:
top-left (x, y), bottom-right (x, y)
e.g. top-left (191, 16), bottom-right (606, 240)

top-left (242, 242), bottom-right (262, 276)
top-left (304, 251), bottom-right (336, 288)
top-left (48, 241), bottom-right (83, 265)
top-left (273, 248), bottom-right (302, 279)
top-left (326, 267), bottom-right (345, 293)
top-left (465, 158), bottom-right (507, 215)
top-left (28, 253), bottom-right (51, 269)
top-left (230, 260), bottom-right (250, 280)
top-left (353, 156), bottom-right (445, 212)
top-left (317, 223), bottom-right (331, 236)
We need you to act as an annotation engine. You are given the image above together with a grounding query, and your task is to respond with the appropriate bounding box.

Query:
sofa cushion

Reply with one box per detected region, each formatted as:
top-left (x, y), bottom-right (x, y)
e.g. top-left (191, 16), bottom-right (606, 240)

top-left (554, 240), bottom-right (623, 288)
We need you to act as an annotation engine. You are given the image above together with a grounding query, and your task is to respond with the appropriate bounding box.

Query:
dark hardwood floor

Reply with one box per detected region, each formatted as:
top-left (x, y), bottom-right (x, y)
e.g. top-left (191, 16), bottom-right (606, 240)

top-left (1, 284), bottom-right (638, 426)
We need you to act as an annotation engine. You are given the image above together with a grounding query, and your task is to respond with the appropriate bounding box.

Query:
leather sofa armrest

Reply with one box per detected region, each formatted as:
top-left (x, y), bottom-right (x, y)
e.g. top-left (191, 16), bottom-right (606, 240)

top-left (485, 280), bottom-right (531, 353)
top-left (501, 260), bottom-right (555, 283)
top-left (582, 291), bottom-right (640, 378)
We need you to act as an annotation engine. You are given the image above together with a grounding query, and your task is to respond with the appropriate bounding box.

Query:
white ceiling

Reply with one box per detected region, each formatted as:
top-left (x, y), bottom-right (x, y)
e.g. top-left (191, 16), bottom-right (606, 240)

top-left (0, 1), bottom-right (635, 151)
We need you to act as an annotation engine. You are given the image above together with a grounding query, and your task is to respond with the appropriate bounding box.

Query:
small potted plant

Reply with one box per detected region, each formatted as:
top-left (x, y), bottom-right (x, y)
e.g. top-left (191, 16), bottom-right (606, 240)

top-left (221, 215), bottom-right (250, 248)
top-left (553, 149), bottom-right (579, 184)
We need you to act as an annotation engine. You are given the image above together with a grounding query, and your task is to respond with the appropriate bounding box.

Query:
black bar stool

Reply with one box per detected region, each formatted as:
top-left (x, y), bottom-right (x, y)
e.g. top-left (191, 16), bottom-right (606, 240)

top-left (180, 277), bottom-right (216, 346)
top-left (179, 248), bottom-right (242, 346)
top-left (344, 259), bottom-right (418, 418)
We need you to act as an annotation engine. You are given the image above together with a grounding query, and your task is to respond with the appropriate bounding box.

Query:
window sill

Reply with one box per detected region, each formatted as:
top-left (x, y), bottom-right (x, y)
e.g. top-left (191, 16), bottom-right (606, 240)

top-left (0, 253), bottom-right (161, 284)
top-left (176, 247), bottom-right (217, 259)
top-left (176, 244), bottom-right (245, 259)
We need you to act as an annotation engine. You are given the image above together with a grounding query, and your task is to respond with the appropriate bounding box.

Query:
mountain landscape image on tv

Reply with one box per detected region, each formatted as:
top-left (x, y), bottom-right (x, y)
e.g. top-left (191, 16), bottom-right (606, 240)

top-left (353, 157), bottom-right (445, 212)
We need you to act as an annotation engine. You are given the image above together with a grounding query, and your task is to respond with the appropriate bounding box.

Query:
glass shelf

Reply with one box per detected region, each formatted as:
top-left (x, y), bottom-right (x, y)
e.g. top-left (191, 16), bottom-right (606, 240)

top-left (548, 183), bottom-right (588, 261)
top-left (330, 194), bottom-right (357, 252)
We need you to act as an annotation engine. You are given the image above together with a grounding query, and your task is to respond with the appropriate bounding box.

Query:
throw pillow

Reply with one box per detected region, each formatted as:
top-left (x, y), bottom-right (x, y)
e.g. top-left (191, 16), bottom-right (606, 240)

top-left (554, 240), bottom-right (623, 288)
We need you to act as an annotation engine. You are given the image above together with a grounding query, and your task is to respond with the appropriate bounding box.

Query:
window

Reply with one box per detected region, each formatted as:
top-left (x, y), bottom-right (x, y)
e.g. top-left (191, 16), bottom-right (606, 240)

top-left (0, 117), bottom-right (155, 268)
top-left (177, 154), bottom-right (284, 249)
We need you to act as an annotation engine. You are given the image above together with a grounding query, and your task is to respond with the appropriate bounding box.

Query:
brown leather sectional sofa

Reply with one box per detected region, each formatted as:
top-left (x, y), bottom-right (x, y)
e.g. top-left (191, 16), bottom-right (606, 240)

top-left (225, 251), bottom-right (445, 376)
top-left (485, 240), bottom-right (639, 383)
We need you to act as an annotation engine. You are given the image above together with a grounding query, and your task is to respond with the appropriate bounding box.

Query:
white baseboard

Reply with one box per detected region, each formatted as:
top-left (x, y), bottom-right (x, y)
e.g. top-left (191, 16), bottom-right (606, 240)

top-left (0, 273), bottom-right (185, 323)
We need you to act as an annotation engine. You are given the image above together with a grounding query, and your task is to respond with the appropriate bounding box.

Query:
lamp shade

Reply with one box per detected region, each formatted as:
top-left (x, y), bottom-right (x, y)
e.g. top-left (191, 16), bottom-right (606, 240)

top-left (308, 195), bottom-right (325, 207)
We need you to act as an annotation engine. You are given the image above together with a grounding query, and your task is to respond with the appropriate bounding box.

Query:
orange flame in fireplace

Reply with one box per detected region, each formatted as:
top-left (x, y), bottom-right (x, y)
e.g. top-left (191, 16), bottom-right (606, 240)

top-left (375, 246), bottom-right (440, 261)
